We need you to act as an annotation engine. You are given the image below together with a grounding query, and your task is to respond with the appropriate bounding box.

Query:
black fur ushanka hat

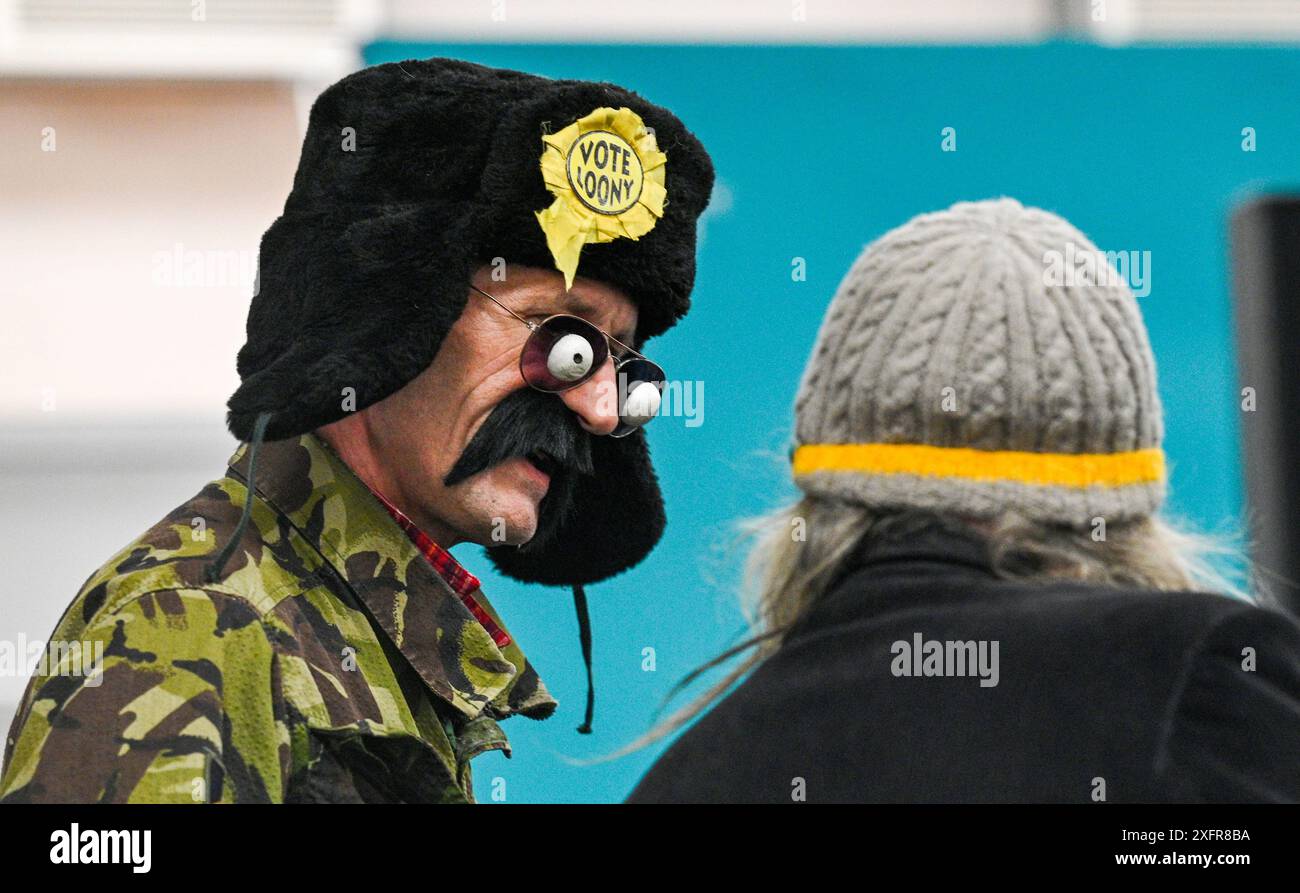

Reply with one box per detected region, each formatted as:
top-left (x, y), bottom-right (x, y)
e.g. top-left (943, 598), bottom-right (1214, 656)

top-left (225, 58), bottom-right (715, 599)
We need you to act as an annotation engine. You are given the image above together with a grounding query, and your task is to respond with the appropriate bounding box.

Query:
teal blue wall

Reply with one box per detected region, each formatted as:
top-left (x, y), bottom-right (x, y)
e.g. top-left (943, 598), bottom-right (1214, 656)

top-left (365, 41), bottom-right (1299, 803)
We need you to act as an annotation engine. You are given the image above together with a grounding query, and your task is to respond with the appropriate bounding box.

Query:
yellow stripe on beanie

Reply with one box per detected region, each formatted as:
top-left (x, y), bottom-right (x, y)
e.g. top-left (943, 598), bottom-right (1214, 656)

top-left (792, 443), bottom-right (1165, 489)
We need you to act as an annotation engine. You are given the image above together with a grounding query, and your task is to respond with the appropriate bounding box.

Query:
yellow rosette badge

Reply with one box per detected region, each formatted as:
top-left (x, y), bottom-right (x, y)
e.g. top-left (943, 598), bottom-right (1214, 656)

top-left (536, 106), bottom-right (667, 289)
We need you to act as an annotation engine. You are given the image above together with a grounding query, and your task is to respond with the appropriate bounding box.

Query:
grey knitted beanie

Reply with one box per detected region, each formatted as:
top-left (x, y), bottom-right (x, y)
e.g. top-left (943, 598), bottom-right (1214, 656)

top-left (793, 197), bottom-right (1165, 525)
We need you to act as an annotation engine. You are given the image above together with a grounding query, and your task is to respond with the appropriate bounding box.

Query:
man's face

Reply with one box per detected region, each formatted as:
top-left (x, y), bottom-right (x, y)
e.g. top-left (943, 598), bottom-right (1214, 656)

top-left (363, 264), bottom-right (638, 547)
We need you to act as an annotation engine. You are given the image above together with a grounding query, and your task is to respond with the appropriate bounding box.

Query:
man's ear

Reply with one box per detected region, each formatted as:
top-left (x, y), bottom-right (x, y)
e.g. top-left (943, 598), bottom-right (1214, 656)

top-left (486, 430), bottom-right (665, 585)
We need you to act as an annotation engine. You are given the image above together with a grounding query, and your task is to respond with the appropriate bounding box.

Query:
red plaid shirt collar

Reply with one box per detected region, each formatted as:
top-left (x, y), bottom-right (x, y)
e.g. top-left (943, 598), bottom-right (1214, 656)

top-left (368, 487), bottom-right (511, 649)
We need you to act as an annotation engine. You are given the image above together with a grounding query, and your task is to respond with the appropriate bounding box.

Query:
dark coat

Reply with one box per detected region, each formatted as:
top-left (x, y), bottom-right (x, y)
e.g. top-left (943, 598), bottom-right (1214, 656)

top-left (628, 524), bottom-right (1300, 803)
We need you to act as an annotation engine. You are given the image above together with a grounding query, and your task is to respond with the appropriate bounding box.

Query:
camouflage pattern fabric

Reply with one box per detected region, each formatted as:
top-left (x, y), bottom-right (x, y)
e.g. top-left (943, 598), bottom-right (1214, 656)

top-left (0, 434), bottom-right (556, 803)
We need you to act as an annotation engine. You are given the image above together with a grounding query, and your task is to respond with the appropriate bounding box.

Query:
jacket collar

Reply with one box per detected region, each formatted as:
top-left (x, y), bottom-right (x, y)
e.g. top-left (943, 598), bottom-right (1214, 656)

top-left (788, 520), bottom-right (1000, 645)
top-left (848, 518), bottom-right (996, 578)
top-left (227, 433), bottom-right (557, 723)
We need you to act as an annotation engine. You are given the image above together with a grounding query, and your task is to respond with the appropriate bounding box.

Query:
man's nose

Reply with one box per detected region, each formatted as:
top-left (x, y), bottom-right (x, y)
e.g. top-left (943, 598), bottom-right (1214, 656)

top-left (559, 358), bottom-right (619, 436)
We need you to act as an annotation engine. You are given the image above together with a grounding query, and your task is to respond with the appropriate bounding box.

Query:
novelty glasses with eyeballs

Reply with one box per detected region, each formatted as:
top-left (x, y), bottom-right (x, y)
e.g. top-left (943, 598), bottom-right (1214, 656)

top-left (469, 284), bottom-right (666, 438)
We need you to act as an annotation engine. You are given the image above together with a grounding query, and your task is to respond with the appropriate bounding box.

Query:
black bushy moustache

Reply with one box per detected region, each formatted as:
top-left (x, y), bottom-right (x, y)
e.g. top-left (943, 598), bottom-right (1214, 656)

top-left (443, 387), bottom-right (595, 547)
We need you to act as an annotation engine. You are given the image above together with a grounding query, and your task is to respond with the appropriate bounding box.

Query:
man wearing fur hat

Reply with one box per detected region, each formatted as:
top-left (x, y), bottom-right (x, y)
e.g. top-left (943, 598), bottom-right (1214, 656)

top-left (0, 58), bottom-right (714, 803)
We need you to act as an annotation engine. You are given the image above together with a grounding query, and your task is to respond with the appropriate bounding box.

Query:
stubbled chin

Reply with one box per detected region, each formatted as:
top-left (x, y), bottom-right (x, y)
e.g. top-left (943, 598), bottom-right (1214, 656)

top-left (460, 458), bottom-right (547, 545)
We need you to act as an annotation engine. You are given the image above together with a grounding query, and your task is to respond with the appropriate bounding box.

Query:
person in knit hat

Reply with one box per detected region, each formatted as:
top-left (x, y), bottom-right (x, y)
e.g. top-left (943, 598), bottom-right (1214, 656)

top-left (630, 198), bottom-right (1300, 804)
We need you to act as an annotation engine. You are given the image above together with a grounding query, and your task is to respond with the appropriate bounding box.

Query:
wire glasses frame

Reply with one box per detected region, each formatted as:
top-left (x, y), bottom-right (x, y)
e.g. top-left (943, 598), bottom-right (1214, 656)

top-left (469, 284), bottom-right (665, 437)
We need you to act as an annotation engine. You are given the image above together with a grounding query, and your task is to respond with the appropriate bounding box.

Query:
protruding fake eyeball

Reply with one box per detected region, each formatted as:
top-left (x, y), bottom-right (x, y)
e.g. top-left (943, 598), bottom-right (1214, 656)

top-left (547, 334), bottom-right (594, 382)
top-left (622, 380), bottom-right (662, 426)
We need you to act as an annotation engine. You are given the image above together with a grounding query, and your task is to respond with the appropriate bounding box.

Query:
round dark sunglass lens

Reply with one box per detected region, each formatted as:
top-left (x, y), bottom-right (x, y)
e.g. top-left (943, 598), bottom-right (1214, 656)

top-left (520, 316), bottom-right (609, 392)
top-left (611, 357), bottom-right (666, 437)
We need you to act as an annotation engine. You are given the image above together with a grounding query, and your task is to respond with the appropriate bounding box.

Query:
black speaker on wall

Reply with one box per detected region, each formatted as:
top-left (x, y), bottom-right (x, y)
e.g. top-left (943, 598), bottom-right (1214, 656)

top-left (1230, 195), bottom-right (1300, 616)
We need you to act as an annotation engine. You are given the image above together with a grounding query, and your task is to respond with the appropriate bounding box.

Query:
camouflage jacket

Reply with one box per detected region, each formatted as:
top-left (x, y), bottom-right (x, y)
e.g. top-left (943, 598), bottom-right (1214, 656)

top-left (0, 434), bottom-right (556, 803)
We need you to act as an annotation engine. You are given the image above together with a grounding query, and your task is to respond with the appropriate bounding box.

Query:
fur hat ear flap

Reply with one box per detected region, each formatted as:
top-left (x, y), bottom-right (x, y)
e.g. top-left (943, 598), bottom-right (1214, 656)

top-left (486, 430), bottom-right (665, 586)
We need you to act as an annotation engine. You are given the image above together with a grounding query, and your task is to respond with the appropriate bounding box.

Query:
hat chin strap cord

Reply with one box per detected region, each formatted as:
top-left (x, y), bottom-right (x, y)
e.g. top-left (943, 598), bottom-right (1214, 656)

top-left (572, 584), bottom-right (595, 734)
top-left (207, 411), bottom-right (599, 733)
top-left (205, 411), bottom-right (273, 585)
